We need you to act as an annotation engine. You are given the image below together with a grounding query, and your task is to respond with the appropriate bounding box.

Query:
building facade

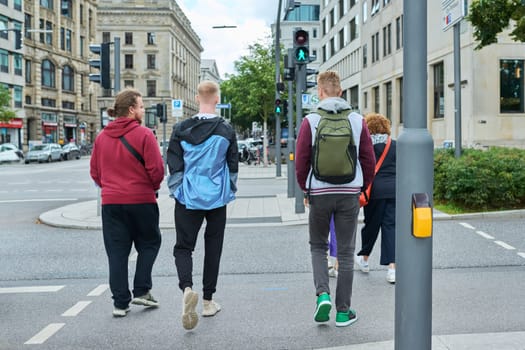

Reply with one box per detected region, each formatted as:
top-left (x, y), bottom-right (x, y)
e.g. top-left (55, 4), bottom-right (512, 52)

top-left (318, 0), bottom-right (525, 148)
top-left (96, 0), bottom-right (202, 134)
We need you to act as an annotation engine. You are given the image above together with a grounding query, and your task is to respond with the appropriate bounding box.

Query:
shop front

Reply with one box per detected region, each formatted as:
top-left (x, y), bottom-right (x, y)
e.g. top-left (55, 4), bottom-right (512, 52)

top-left (41, 113), bottom-right (58, 143)
top-left (0, 118), bottom-right (23, 149)
top-left (63, 115), bottom-right (77, 144)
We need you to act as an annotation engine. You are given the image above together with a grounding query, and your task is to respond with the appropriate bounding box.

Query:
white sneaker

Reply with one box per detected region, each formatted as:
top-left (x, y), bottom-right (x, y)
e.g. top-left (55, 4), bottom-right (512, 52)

top-left (112, 306), bottom-right (130, 317)
top-left (182, 287), bottom-right (199, 330)
top-left (202, 300), bottom-right (221, 317)
top-left (354, 255), bottom-right (370, 273)
top-left (386, 268), bottom-right (396, 284)
top-left (328, 265), bottom-right (338, 278)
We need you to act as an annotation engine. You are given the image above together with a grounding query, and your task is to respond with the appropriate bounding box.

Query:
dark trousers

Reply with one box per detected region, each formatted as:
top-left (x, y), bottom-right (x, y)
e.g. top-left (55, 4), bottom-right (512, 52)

top-left (102, 203), bottom-right (162, 309)
top-left (358, 198), bottom-right (396, 265)
top-left (173, 200), bottom-right (226, 301)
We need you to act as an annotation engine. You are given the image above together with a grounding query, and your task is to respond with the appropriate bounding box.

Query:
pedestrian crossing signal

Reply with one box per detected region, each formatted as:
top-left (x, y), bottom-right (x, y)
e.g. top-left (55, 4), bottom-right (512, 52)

top-left (293, 29), bottom-right (309, 65)
top-left (275, 99), bottom-right (282, 114)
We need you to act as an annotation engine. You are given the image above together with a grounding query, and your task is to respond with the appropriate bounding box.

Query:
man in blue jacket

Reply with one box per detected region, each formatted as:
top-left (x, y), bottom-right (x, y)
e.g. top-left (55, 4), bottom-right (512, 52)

top-left (167, 80), bottom-right (238, 331)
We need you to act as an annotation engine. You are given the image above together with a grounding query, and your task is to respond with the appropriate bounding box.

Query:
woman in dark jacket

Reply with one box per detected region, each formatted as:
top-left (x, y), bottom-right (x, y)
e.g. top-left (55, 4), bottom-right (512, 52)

top-left (355, 113), bottom-right (397, 284)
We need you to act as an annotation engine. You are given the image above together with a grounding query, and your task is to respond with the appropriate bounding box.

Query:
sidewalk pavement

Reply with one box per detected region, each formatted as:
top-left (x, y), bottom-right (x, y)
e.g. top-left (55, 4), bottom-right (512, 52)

top-left (39, 163), bottom-right (525, 349)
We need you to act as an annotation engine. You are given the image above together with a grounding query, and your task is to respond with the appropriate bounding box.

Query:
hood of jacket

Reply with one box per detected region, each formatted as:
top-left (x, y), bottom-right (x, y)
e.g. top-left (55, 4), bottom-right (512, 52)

top-left (102, 117), bottom-right (140, 138)
top-left (316, 97), bottom-right (352, 114)
top-left (176, 116), bottom-right (223, 145)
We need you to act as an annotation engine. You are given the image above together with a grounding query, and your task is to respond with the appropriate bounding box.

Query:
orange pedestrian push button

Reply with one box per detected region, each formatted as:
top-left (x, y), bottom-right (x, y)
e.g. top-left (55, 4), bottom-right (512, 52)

top-left (412, 193), bottom-right (432, 238)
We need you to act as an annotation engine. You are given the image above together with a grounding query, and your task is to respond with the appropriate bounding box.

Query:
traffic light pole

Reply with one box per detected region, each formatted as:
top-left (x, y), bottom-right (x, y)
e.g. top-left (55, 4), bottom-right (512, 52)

top-left (395, 1), bottom-right (433, 349)
top-left (286, 49), bottom-right (295, 198)
top-left (274, 0), bottom-right (283, 177)
top-left (114, 37), bottom-right (121, 93)
top-left (294, 63), bottom-right (305, 214)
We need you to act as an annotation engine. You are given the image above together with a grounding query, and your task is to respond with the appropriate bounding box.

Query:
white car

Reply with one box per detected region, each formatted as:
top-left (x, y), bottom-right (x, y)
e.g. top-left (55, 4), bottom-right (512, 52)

top-left (0, 143), bottom-right (23, 163)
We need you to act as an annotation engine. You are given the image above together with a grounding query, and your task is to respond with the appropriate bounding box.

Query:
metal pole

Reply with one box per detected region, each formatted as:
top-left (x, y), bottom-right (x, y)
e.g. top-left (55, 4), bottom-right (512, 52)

top-left (453, 23), bottom-right (462, 158)
top-left (395, 1), bottom-right (433, 349)
top-left (287, 50), bottom-right (295, 197)
top-left (114, 37), bottom-right (120, 93)
top-left (275, 0), bottom-right (283, 176)
top-left (294, 64), bottom-right (305, 213)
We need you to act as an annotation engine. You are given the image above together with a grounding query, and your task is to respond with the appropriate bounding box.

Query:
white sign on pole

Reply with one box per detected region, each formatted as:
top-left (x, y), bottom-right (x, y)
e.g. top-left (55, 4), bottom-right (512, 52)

top-left (172, 99), bottom-right (183, 117)
top-left (442, 0), bottom-right (465, 31)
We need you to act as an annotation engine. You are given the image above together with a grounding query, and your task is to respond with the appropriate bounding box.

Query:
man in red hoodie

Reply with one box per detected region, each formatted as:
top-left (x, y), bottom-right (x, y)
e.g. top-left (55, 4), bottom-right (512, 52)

top-left (90, 88), bottom-right (164, 317)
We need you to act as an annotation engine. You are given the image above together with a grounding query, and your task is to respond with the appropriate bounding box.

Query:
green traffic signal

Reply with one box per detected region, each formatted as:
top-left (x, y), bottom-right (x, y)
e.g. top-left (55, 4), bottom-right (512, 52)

top-left (295, 47), bottom-right (309, 63)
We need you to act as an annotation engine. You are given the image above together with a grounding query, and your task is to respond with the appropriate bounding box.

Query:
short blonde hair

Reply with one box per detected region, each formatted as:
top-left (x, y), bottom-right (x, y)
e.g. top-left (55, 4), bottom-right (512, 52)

top-left (317, 71), bottom-right (342, 97)
top-left (365, 113), bottom-right (391, 135)
top-left (198, 80), bottom-right (219, 103)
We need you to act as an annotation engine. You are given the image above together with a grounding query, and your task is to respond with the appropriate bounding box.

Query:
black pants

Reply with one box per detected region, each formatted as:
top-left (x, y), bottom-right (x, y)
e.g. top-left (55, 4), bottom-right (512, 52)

top-left (102, 203), bottom-right (161, 309)
top-left (173, 200), bottom-right (226, 301)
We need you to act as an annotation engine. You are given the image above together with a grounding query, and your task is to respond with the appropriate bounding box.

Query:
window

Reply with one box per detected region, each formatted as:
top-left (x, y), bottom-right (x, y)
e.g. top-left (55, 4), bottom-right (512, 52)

top-left (102, 31), bottom-right (110, 43)
top-left (396, 16), bottom-right (403, 50)
top-left (80, 36), bottom-right (85, 57)
top-left (147, 32), bottom-right (156, 45)
top-left (0, 50), bottom-right (8, 73)
top-left (61, 0), bottom-right (72, 18)
top-left (41, 59), bottom-right (56, 88)
top-left (62, 65), bottom-right (74, 91)
top-left (364, 91), bottom-right (368, 108)
top-left (14, 0), bottom-right (22, 11)
top-left (124, 80), bottom-right (134, 88)
top-left (147, 54), bottom-right (156, 69)
top-left (339, 0), bottom-right (344, 19)
top-left (362, 44), bottom-right (367, 68)
top-left (14, 86), bottom-right (23, 108)
top-left (373, 86), bottom-right (380, 112)
top-left (433, 62), bottom-right (444, 118)
top-left (383, 24), bottom-right (392, 57)
top-left (14, 54), bottom-right (22, 75)
top-left (146, 80), bottom-right (156, 97)
top-left (40, 0), bottom-right (53, 10)
top-left (62, 101), bottom-right (75, 109)
top-left (0, 0), bottom-right (7, 5)
top-left (350, 0), bottom-right (356, 7)
top-left (39, 19), bottom-right (45, 43)
top-left (330, 37), bottom-right (335, 57)
top-left (66, 29), bottom-right (72, 52)
top-left (25, 60), bottom-right (32, 83)
top-left (500, 59), bottom-right (524, 113)
top-left (25, 95), bottom-right (32, 105)
top-left (339, 28), bottom-right (344, 51)
top-left (350, 85), bottom-right (359, 109)
top-left (350, 17), bottom-right (358, 42)
top-left (371, 0), bottom-right (380, 15)
top-left (374, 32), bottom-right (379, 62)
top-left (322, 18), bottom-right (326, 36)
top-left (45, 21), bottom-right (52, 45)
top-left (125, 55), bottom-right (133, 69)
top-left (385, 82), bottom-right (392, 120)
top-left (0, 17), bottom-right (7, 39)
top-left (24, 14), bottom-right (32, 39)
top-left (125, 32), bottom-right (133, 45)
top-left (60, 28), bottom-right (65, 50)
top-left (313, 28), bottom-right (317, 38)
top-left (330, 9), bottom-right (335, 27)
top-left (41, 98), bottom-right (56, 107)
top-left (80, 4), bottom-right (84, 24)
top-left (363, 1), bottom-right (368, 23)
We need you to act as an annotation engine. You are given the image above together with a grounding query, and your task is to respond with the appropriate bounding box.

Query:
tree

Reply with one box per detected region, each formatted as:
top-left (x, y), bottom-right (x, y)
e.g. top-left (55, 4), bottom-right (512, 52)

top-left (221, 38), bottom-right (283, 166)
top-left (467, 0), bottom-right (525, 49)
top-left (0, 85), bottom-right (17, 123)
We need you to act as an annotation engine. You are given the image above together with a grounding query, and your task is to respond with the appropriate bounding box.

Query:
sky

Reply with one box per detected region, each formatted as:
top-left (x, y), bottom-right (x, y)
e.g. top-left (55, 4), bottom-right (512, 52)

top-left (178, 0), bottom-right (279, 78)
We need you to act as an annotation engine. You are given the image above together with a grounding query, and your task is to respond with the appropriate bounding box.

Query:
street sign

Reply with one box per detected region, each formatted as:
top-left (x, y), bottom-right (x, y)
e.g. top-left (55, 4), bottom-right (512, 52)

top-left (301, 94), bottom-right (319, 109)
top-left (216, 103), bottom-right (231, 109)
top-left (172, 99), bottom-right (183, 117)
top-left (442, 0), bottom-right (465, 31)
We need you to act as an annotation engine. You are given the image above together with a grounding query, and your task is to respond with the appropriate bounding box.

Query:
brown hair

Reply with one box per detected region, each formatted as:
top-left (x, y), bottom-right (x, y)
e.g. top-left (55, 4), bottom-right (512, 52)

top-left (197, 80), bottom-right (219, 104)
top-left (365, 113), bottom-right (391, 135)
top-left (317, 71), bottom-right (342, 97)
top-left (106, 88), bottom-right (142, 118)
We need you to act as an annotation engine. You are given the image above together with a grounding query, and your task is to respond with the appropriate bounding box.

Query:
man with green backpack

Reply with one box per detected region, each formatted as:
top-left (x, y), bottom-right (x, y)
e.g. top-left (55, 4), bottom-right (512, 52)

top-left (296, 70), bottom-right (376, 327)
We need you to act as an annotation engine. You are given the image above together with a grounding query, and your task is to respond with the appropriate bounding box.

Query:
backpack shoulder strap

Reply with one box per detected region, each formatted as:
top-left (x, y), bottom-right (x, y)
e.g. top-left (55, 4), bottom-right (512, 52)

top-left (119, 136), bottom-right (145, 167)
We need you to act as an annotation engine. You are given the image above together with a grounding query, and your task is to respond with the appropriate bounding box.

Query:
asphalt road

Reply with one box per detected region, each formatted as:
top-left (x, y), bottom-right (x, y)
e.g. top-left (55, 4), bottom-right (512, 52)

top-left (1, 159), bottom-right (524, 349)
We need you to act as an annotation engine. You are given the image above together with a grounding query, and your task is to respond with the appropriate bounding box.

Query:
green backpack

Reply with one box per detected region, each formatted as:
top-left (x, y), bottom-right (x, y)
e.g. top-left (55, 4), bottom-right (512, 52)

top-left (311, 109), bottom-right (357, 185)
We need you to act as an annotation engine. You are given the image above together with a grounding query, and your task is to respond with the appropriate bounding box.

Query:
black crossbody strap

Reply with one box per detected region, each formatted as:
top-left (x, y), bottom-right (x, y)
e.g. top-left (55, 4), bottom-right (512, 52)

top-left (119, 136), bottom-right (145, 166)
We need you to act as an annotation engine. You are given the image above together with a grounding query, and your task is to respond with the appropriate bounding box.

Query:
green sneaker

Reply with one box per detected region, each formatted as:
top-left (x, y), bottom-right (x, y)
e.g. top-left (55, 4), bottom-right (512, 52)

top-left (314, 293), bottom-right (331, 322)
top-left (336, 309), bottom-right (358, 327)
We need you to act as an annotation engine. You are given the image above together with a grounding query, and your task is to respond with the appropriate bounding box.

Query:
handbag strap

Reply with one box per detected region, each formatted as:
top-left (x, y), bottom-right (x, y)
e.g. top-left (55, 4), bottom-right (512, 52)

top-left (374, 137), bottom-right (391, 174)
top-left (119, 136), bottom-right (145, 166)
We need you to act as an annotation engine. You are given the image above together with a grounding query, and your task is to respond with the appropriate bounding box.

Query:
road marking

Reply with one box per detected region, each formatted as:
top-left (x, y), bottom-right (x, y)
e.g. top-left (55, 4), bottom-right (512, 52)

top-left (475, 230), bottom-right (494, 240)
top-left (24, 323), bottom-right (65, 344)
top-left (129, 252), bottom-right (138, 262)
top-left (0, 285), bottom-right (64, 294)
top-left (7, 182), bottom-right (30, 185)
top-left (87, 284), bottom-right (109, 297)
top-left (459, 222), bottom-right (475, 230)
top-left (62, 301), bottom-right (92, 317)
top-left (494, 241), bottom-right (515, 250)
top-left (0, 198), bottom-right (77, 204)
top-left (518, 252), bottom-right (525, 259)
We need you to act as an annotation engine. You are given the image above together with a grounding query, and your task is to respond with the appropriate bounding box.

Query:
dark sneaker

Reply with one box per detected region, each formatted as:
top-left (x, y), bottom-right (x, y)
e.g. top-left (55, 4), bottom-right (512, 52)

top-left (314, 293), bottom-right (332, 323)
top-left (336, 309), bottom-right (358, 327)
top-left (131, 292), bottom-right (159, 307)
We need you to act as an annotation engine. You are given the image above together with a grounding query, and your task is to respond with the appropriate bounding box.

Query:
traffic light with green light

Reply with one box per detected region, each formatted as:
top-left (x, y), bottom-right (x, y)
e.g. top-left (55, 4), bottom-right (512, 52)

top-left (293, 29), bottom-right (309, 65)
top-left (275, 99), bottom-right (282, 114)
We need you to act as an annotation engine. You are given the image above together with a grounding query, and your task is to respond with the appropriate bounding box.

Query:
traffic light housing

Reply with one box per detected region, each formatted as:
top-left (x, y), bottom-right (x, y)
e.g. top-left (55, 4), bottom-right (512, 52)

top-left (283, 100), bottom-right (288, 115)
top-left (89, 43), bottom-right (111, 89)
top-left (293, 29), bottom-right (309, 65)
top-left (275, 99), bottom-right (282, 114)
top-left (156, 103), bottom-right (167, 123)
top-left (14, 29), bottom-right (22, 50)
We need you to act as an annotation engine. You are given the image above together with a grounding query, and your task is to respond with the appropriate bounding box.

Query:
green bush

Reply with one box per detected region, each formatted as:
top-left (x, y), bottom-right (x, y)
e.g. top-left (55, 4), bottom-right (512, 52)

top-left (434, 147), bottom-right (525, 211)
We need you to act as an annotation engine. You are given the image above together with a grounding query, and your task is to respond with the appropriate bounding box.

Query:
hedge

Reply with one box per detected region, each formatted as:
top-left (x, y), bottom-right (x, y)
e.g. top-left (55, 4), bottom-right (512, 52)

top-left (433, 147), bottom-right (525, 211)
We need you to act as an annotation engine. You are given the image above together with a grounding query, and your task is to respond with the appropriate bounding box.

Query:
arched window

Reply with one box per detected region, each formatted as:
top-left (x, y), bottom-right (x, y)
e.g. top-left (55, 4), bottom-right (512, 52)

top-left (62, 65), bottom-right (74, 91)
top-left (41, 59), bottom-right (55, 88)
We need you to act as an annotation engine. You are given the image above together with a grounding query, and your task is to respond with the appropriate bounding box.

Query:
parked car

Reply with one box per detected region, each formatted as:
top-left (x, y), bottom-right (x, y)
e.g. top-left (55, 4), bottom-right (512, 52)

top-left (61, 143), bottom-right (81, 160)
top-left (0, 143), bottom-right (23, 163)
top-left (25, 143), bottom-right (63, 164)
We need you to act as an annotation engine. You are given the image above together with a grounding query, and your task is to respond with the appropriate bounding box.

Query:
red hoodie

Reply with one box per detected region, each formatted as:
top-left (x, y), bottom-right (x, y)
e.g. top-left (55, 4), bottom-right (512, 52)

top-left (90, 117), bottom-right (164, 205)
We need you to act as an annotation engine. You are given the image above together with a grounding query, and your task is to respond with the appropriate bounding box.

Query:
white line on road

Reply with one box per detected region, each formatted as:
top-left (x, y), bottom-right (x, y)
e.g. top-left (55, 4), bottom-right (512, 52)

top-left (129, 252), bottom-right (138, 262)
top-left (24, 323), bottom-right (65, 344)
top-left (459, 222), bottom-right (476, 230)
top-left (62, 301), bottom-right (92, 317)
top-left (475, 230), bottom-right (494, 240)
top-left (7, 182), bottom-right (30, 185)
top-left (518, 252), bottom-right (525, 259)
top-left (494, 240), bottom-right (516, 250)
top-left (87, 284), bottom-right (109, 297)
top-left (0, 198), bottom-right (77, 204)
top-left (0, 285), bottom-right (65, 294)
